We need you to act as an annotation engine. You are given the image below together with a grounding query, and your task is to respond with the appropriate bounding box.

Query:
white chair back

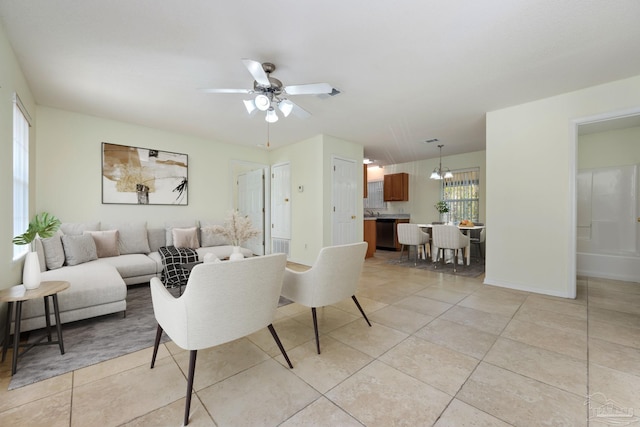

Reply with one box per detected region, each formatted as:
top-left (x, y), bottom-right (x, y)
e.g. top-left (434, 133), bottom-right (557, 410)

top-left (397, 223), bottom-right (429, 246)
top-left (150, 253), bottom-right (287, 350)
top-left (432, 225), bottom-right (470, 250)
top-left (282, 242), bottom-right (367, 308)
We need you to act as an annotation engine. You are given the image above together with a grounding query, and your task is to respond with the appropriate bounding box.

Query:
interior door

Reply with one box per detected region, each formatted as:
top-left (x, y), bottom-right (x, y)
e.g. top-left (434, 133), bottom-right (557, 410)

top-left (237, 168), bottom-right (265, 255)
top-left (332, 156), bottom-right (358, 245)
top-left (271, 162), bottom-right (291, 255)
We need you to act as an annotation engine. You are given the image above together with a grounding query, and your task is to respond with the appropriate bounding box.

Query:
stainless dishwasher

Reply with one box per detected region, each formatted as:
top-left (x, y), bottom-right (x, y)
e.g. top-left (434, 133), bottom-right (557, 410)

top-left (376, 218), bottom-right (397, 250)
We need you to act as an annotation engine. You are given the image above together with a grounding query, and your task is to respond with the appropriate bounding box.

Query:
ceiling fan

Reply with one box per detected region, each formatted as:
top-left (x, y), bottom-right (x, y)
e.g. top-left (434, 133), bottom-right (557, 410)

top-left (202, 59), bottom-right (333, 123)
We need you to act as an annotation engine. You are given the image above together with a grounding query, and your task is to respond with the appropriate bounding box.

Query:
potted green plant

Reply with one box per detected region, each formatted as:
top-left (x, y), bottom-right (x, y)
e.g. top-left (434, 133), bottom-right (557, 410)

top-left (434, 201), bottom-right (450, 223)
top-left (13, 212), bottom-right (61, 289)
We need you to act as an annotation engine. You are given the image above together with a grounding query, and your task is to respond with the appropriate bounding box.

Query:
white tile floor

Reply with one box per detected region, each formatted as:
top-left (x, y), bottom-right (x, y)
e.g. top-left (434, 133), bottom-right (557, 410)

top-left (1, 251), bottom-right (639, 426)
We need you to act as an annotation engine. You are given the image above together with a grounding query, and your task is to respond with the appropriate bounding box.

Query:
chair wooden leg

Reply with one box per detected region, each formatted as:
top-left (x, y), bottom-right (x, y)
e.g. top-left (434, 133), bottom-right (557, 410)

top-left (184, 350), bottom-right (197, 426)
top-left (268, 324), bottom-right (293, 368)
top-left (398, 245), bottom-right (406, 260)
top-left (312, 307), bottom-right (320, 354)
top-left (352, 296), bottom-right (372, 327)
top-left (150, 324), bottom-right (163, 369)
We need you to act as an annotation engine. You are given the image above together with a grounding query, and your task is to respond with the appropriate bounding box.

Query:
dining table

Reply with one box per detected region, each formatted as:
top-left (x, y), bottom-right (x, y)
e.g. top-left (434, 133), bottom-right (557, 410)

top-left (416, 223), bottom-right (486, 265)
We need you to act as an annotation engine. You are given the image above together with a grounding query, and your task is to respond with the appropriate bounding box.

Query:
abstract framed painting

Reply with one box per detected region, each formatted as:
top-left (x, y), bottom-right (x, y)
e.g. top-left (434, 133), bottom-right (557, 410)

top-left (101, 142), bottom-right (188, 205)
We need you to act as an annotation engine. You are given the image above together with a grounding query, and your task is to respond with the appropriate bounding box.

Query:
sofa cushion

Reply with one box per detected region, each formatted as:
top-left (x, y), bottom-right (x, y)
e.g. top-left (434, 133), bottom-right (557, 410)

top-left (173, 226), bottom-right (200, 249)
top-left (98, 254), bottom-right (158, 278)
top-left (41, 231), bottom-right (65, 270)
top-left (60, 221), bottom-right (100, 235)
top-left (147, 228), bottom-right (166, 253)
top-left (103, 221), bottom-right (150, 254)
top-left (200, 220), bottom-right (231, 247)
top-left (85, 229), bottom-right (120, 258)
top-left (165, 220), bottom-right (198, 246)
top-left (62, 234), bottom-right (98, 266)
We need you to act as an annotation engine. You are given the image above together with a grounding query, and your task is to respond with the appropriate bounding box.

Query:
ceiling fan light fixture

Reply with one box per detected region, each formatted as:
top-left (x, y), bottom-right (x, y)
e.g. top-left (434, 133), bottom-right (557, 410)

top-left (254, 94), bottom-right (270, 111)
top-left (243, 99), bottom-right (257, 114)
top-left (278, 99), bottom-right (293, 117)
top-left (265, 107), bottom-right (278, 123)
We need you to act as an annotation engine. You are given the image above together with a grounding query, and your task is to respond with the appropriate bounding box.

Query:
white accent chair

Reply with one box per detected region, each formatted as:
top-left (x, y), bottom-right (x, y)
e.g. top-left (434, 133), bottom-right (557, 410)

top-left (281, 242), bottom-right (370, 354)
top-left (149, 253), bottom-right (291, 426)
top-left (397, 223), bottom-right (430, 265)
top-left (431, 225), bottom-right (470, 272)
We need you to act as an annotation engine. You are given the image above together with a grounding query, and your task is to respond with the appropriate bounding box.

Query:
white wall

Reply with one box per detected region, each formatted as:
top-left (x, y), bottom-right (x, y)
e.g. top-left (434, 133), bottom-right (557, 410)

top-left (579, 126), bottom-right (640, 168)
top-left (1, 20), bottom-right (37, 288)
top-left (486, 75), bottom-right (640, 298)
top-left (270, 134), bottom-right (364, 265)
top-left (35, 106), bottom-right (270, 227)
top-left (367, 151), bottom-right (486, 224)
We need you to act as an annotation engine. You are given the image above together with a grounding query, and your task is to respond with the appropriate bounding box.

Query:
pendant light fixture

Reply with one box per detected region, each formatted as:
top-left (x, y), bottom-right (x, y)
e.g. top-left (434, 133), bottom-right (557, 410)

top-left (430, 144), bottom-right (453, 180)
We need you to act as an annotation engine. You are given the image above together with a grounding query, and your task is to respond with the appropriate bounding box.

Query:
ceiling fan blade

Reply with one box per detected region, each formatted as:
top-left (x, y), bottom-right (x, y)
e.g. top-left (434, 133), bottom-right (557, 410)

top-left (201, 88), bottom-right (251, 94)
top-left (288, 100), bottom-right (312, 119)
top-left (284, 83), bottom-right (332, 95)
top-left (242, 59), bottom-right (271, 87)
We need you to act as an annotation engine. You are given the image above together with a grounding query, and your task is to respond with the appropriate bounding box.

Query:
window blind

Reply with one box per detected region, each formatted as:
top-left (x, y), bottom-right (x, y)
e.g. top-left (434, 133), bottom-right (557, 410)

top-left (364, 180), bottom-right (385, 209)
top-left (442, 168), bottom-right (480, 222)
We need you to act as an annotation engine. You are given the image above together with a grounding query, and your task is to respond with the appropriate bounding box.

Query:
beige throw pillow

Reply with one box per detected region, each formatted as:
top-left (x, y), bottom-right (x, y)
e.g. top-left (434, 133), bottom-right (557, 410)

top-left (85, 230), bottom-right (120, 258)
top-left (172, 227), bottom-right (200, 249)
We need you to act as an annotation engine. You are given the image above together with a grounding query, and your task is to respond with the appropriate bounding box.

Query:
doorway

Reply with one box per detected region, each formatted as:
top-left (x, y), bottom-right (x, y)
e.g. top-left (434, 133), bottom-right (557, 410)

top-left (572, 110), bottom-right (640, 291)
top-left (231, 160), bottom-right (269, 255)
top-left (332, 156), bottom-right (359, 245)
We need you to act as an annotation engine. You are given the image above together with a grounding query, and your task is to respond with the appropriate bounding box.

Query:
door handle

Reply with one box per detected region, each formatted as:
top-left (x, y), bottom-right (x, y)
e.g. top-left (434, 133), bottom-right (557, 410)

top-left (351, 215), bottom-right (356, 219)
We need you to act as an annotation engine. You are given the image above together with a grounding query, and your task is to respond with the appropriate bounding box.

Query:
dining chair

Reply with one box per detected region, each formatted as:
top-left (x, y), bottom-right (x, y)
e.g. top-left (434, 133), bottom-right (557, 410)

top-left (281, 242), bottom-right (370, 354)
top-left (470, 223), bottom-right (485, 261)
top-left (149, 253), bottom-right (291, 426)
top-left (397, 223), bottom-right (430, 265)
top-left (431, 225), bottom-right (470, 272)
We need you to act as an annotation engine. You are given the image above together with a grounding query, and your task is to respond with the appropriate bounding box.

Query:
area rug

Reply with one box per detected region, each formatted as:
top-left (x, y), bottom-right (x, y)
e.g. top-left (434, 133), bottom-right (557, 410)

top-left (8, 285), bottom-right (292, 390)
top-left (387, 256), bottom-right (485, 278)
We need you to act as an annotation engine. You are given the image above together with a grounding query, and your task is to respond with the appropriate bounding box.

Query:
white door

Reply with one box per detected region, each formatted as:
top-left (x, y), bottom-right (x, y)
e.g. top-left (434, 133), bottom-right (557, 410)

top-left (332, 156), bottom-right (358, 245)
top-left (271, 163), bottom-right (291, 255)
top-left (237, 168), bottom-right (265, 255)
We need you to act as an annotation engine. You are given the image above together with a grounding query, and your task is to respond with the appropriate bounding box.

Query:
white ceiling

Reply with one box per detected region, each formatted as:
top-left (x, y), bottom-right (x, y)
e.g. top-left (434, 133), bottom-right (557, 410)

top-left (2, 1), bottom-right (640, 165)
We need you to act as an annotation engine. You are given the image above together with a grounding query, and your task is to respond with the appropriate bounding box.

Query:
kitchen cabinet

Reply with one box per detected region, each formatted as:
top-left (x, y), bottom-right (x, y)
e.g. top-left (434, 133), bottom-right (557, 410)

top-left (383, 173), bottom-right (409, 201)
top-left (364, 219), bottom-right (376, 258)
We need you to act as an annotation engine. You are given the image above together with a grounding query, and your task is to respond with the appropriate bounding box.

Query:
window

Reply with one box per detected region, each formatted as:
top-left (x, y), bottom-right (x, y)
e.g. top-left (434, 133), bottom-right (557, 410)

top-left (364, 180), bottom-right (385, 209)
top-left (13, 94), bottom-right (31, 259)
top-left (442, 168), bottom-right (479, 222)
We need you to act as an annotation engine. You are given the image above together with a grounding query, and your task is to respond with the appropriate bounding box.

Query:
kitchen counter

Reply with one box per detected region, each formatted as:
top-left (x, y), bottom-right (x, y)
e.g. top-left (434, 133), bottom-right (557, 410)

top-left (364, 214), bottom-right (410, 220)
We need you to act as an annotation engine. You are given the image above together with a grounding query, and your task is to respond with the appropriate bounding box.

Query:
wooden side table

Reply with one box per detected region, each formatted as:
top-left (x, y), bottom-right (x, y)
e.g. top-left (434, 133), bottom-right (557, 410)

top-left (0, 280), bottom-right (70, 375)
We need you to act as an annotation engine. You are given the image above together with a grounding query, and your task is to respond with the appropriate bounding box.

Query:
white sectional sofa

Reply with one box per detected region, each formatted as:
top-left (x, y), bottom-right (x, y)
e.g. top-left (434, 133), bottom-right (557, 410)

top-left (18, 220), bottom-right (252, 332)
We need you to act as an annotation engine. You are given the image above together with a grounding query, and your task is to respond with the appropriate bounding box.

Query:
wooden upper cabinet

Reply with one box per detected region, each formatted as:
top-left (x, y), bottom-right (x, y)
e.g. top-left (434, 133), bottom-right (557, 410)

top-left (383, 173), bottom-right (409, 201)
top-left (363, 165), bottom-right (368, 198)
